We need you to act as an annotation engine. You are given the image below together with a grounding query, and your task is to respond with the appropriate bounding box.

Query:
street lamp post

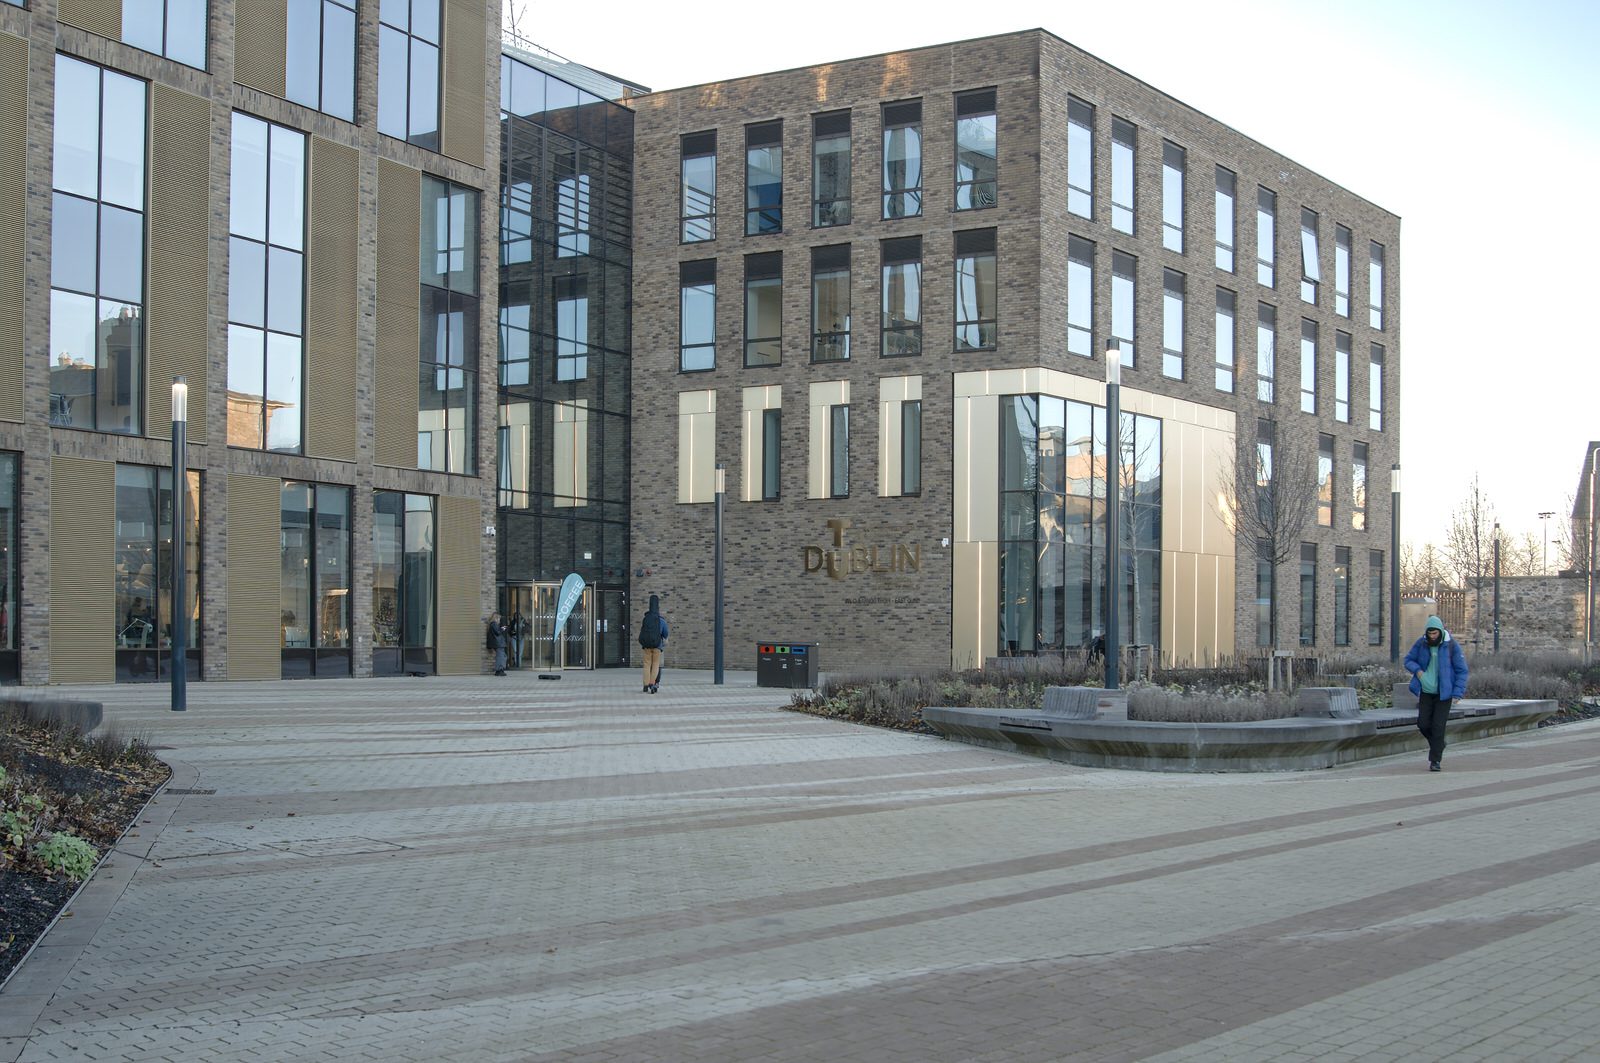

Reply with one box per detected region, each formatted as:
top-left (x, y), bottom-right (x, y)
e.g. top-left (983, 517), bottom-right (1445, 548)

top-left (1493, 521), bottom-right (1501, 655)
top-left (171, 377), bottom-right (188, 712)
top-left (1104, 340), bottom-right (1121, 691)
top-left (1538, 511), bottom-right (1554, 575)
top-left (1390, 464), bottom-right (1401, 663)
top-left (713, 463), bottom-right (725, 685)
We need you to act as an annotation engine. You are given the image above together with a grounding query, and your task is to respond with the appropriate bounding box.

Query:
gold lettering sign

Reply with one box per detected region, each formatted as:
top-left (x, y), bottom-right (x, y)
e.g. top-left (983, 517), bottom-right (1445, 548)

top-left (801, 520), bottom-right (922, 580)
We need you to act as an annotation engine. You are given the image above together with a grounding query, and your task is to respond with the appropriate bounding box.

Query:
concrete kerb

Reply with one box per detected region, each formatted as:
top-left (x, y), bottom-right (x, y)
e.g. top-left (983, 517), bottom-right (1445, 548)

top-left (921, 698), bottom-right (1559, 772)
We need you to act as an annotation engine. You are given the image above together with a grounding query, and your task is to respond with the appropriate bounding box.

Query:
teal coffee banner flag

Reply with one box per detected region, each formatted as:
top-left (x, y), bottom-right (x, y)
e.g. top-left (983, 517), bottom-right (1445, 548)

top-left (552, 573), bottom-right (586, 639)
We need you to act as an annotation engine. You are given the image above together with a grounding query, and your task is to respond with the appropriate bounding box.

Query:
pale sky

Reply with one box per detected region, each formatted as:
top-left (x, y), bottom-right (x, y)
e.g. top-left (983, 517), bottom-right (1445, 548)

top-left (510, 0), bottom-right (1599, 557)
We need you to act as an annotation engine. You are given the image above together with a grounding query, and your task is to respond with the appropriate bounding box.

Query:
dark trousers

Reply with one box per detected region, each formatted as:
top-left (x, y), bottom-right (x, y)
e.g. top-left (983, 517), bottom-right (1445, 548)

top-left (1417, 691), bottom-right (1452, 763)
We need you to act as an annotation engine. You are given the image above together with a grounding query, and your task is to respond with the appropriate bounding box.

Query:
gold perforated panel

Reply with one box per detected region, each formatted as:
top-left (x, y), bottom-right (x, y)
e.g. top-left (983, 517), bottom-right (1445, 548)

top-left (50, 457), bottom-right (115, 684)
top-left (233, 0), bottom-right (288, 97)
top-left (226, 474), bottom-right (282, 679)
top-left (0, 34), bottom-right (24, 423)
top-left (306, 137), bottom-right (358, 462)
top-left (374, 159), bottom-right (420, 469)
top-left (435, 495), bottom-right (482, 674)
top-left (440, 0), bottom-right (486, 166)
top-left (147, 85), bottom-right (210, 442)
top-left (57, 0), bottom-right (121, 41)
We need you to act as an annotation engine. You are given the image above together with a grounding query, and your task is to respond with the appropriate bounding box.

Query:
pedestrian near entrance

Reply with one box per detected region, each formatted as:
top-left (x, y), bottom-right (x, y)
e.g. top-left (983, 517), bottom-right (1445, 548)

top-left (487, 613), bottom-right (508, 676)
top-left (1404, 613), bottom-right (1468, 772)
top-left (509, 609), bottom-right (525, 669)
top-left (638, 594), bottom-right (668, 693)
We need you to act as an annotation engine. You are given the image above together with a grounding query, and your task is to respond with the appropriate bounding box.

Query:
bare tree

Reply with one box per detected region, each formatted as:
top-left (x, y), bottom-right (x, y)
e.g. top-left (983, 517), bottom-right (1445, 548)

top-left (1218, 422), bottom-right (1320, 660)
top-left (1556, 492), bottom-right (1591, 575)
top-left (1502, 531), bottom-right (1543, 577)
top-left (1444, 475), bottom-right (1497, 648)
top-left (1401, 540), bottom-right (1449, 597)
top-left (1115, 413), bottom-right (1160, 672)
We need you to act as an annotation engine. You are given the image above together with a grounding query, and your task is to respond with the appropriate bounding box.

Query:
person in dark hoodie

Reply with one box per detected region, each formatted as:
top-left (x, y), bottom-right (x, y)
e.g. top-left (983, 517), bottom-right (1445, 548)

top-left (1404, 613), bottom-right (1469, 772)
top-left (638, 594), bottom-right (669, 694)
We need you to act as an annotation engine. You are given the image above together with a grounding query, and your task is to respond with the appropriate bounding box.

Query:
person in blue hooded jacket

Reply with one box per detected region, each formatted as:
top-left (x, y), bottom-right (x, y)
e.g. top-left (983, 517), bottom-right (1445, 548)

top-left (1403, 614), bottom-right (1468, 772)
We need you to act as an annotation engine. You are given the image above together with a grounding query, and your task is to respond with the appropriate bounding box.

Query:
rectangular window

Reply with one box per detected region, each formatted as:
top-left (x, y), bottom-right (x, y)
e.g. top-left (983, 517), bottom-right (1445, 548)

top-left (286, 0), bottom-right (356, 120)
top-left (497, 399), bottom-right (529, 507)
top-left (954, 88), bottom-right (997, 211)
top-left (1334, 224), bottom-right (1352, 317)
top-left (1369, 549), bottom-right (1384, 645)
top-left (744, 252), bottom-right (781, 367)
top-left (679, 259), bottom-right (716, 372)
top-left (812, 110), bottom-right (851, 227)
top-left (1334, 546), bottom-right (1351, 647)
top-left (553, 276), bottom-right (587, 382)
top-left (680, 131), bottom-right (717, 242)
top-left (746, 120), bottom-right (783, 235)
top-left (1255, 302), bottom-right (1275, 403)
top-left (762, 407), bottom-right (781, 500)
top-left (1369, 343), bottom-right (1384, 430)
top-left (50, 56), bottom-right (147, 437)
top-left (551, 400), bottom-right (588, 509)
top-left (114, 464), bottom-right (202, 682)
top-left (829, 403), bottom-right (849, 497)
top-left (1256, 420), bottom-right (1274, 524)
top-left (1335, 332), bottom-right (1351, 423)
top-left (1215, 166), bottom-right (1235, 272)
top-left (1256, 186), bottom-right (1275, 288)
top-left (954, 228), bottom-right (997, 351)
top-left (1300, 207), bottom-right (1320, 304)
top-left (678, 390), bottom-right (716, 504)
top-left (280, 481), bottom-right (353, 677)
top-left (1161, 141), bottom-right (1184, 253)
top-left (1111, 118), bottom-right (1135, 234)
top-left (556, 173), bottom-right (591, 257)
top-left (1300, 318), bottom-right (1317, 414)
top-left (881, 236), bottom-right (922, 357)
top-left (377, 0), bottom-right (440, 149)
top-left (882, 99), bottom-right (922, 219)
top-left (1067, 236), bottom-right (1094, 358)
top-left (227, 112), bottom-right (306, 453)
top-left (1299, 542), bottom-right (1317, 646)
top-left (371, 491), bottom-right (434, 676)
top-left (902, 399), bottom-right (922, 496)
top-left (811, 244), bottom-right (851, 362)
top-left (1111, 250), bottom-right (1136, 368)
top-left (120, 0), bottom-right (206, 68)
top-left (1255, 540), bottom-right (1274, 647)
top-left (1368, 240), bottom-right (1385, 329)
top-left (1317, 433), bottom-right (1334, 527)
top-left (1352, 440), bottom-right (1368, 532)
top-left (1067, 97), bottom-right (1094, 218)
top-left (1215, 288), bottom-right (1235, 393)
top-left (418, 175), bottom-right (478, 474)
top-left (1162, 269), bottom-right (1184, 379)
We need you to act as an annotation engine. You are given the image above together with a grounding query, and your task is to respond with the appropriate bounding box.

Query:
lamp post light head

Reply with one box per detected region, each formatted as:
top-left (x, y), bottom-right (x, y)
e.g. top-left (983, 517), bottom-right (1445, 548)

top-left (171, 376), bottom-right (188, 424)
top-left (1390, 463), bottom-right (1401, 494)
top-left (1104, 339), bottom-right (1121, 386)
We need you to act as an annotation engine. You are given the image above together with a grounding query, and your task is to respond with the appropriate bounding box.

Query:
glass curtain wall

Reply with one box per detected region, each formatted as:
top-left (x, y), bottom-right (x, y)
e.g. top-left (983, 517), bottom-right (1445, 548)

top-left (999, 394), bottom-right (1160, 657)
top-left (498, 56), bottom-right (634, 666)
top-left (372, 490), bottom-right (434, 675)
top-left (115, 465), bottom-right (201, 682)
top-left (281, 482), bottom-right (352, 677)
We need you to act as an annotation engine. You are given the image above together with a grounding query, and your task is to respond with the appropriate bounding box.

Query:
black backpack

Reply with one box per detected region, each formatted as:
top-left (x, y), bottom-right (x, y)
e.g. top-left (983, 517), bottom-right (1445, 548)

top-left (486, 623), bottom-right (498, 651)
top-left (638, 613), bottom-right (662, 648)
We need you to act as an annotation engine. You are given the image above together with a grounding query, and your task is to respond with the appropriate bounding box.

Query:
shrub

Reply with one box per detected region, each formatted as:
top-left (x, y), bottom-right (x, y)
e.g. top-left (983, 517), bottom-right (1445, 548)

top-left (1127, 686), bottom-right (1295, 723)
top-left (33, 831), bottom-right (98, 882)
top-left (2, 792), bottom-right (46, 851)
top-left (1465, 664), bottom-right (1575, 703)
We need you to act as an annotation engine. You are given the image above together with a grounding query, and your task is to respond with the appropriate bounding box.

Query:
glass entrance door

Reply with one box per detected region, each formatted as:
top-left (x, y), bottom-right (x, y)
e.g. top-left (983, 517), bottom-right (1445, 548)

top-left (502, 582), bottom-right (593, 669)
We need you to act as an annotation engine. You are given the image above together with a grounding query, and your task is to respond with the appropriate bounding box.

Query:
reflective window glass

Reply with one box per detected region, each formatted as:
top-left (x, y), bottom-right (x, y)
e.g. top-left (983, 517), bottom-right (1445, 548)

top-left (1215, 167), bottom-right (1235, 272)
top-left (1300, 319), bottom-right (1316, 413)
top-left (1067, 236), bottom-right (1093, 358)
top-left (52, 58), bottom-right (101, 199)
top-left (1067, 97), bottom-right (1093, 218)
top-left (882, 100), bottom-right (922, 219)
top-left (813, 111), bottom-right (851, 228)
top-left (1335, 331), bottom-right (1351, 423)
top-left (1111, 118), bottom-right (1135, 234)
top-left (881, 237), bottom-right (922, 358)
top-left (1111, 250), bottom-right (1135, 367)
top-left (1162, 269), bottom-right (1184, 379)
top-left (1256, 187), bottom-right (1275, 288)
top-left (1334, 225), bottom-right (1351, 317)
top-left (1161, 141), bottom-right (1184, 253)
top-left (954, 89), bottom-right (997, 211)
top-left (1300, 207), bottom-right (1320, 304)
top-left (1256, 303), bottom-right (1275, 403)
top-left (1368, 241), bottom-right (1385, 329)
top-left (50, 193), bottom-right (97, 293)
top-left (954, 230), bottom-right (997, 351)
top-left (745, 121), bottom-right (783, 235)
top-left (1214, 288), bottom-right (1235, 392)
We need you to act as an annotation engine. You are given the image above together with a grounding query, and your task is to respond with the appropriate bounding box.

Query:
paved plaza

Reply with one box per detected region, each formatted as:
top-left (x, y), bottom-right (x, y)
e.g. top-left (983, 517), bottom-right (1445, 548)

top-left (2, 669), bottom-right (1598, 1062)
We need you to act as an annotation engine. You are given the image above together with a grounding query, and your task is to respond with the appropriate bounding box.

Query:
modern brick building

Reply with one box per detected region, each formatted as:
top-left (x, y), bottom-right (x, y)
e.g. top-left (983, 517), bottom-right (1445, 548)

top-left (628, 29), bottom-right (1401, 673)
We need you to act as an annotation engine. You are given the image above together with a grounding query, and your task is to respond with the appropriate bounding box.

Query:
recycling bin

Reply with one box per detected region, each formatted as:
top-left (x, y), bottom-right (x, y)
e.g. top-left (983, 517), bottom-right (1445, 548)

top-left (756, 642), bottom-right (818, 688)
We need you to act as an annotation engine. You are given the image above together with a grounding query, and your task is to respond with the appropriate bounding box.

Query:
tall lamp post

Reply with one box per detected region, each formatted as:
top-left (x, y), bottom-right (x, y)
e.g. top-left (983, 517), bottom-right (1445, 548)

top-left (1390, 463), bottom-right (1401, 663)
top-left (713, 463), bottom-right (725, 685)
top-left (171, 377), bottom-right (188, 712)
top-left (1492, 521), bottom-right (1501, 654)
top-left (1104, 340), bottom-right (1121, 691)
top-left (1589, 454), bottom-right (1597, 664)
top-left (1538, 511), bottom-right (1554, 574)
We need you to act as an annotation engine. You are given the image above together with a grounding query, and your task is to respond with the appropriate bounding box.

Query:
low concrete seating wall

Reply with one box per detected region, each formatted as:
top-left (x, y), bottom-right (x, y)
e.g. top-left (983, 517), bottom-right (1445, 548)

top-left (0, 697), bottom-right (104, 734)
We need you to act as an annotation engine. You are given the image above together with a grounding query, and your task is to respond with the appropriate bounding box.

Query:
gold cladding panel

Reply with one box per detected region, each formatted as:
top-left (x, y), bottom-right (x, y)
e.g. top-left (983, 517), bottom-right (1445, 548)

top-left (233, 0), bottom-right (287, 98)
top-left (950, 540), bottom-right (995, 670)
top-left (440, 0), bottom-right (487, 166)
top-left (147, 85), bottom-right (211, 442)
top-left (306, 137), bottom-right (359, 462)
top-left (375, 160), bottom-right (421, 469)
top-left (435, 495), bottom-right (482, 674)
top-left (57, 0), bottom-right (121, 41)
top-left (227, 474), bottom-right (282, 679)
top-left (49, 457), bottom-right (115, 683)
top-left (0, 34), bottom-right (25, 423)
